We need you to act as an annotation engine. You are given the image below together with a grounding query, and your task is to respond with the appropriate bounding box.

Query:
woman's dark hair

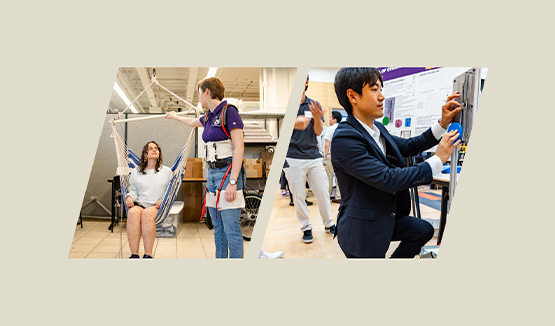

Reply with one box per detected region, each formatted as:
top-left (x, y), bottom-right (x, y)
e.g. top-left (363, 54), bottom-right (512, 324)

top-left (334, 68), bottom-right (383, 115)
top-left (139, 141), bottom-right (162, 174)
top-left (331, 110), bottom-right (343, 123)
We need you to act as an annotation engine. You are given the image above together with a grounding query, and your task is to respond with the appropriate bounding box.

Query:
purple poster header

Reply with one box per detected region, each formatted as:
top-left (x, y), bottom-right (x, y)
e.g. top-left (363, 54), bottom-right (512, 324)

top-left (377, 67), bottom-right (440, 81)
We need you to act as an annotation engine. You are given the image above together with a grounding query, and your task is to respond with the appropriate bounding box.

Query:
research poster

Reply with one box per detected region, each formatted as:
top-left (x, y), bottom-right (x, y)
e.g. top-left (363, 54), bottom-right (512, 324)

top-left (378, 67), bottom-right (475, 139)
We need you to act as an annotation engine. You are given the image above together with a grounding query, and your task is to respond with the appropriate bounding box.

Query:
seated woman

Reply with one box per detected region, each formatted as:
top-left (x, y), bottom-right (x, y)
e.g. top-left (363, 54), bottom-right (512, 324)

top-left (125, 141), bottom-right (172, 259)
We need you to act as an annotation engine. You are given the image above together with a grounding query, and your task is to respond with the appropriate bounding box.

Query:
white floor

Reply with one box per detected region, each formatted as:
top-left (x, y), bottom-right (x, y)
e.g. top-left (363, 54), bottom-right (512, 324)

top-left (69, 220), bottom-right (250, 259)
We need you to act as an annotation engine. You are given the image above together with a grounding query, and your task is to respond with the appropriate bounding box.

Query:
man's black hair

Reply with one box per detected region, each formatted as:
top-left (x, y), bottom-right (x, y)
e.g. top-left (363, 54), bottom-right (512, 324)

top-left (331, 110), bottom-right (343, 123)
top-left (334, 67), bottom-right (383, 115)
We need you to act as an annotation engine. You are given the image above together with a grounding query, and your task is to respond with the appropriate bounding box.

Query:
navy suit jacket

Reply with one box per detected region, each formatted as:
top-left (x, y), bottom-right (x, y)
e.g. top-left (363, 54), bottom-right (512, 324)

top-left (331, 115), bottom-right (440, 257)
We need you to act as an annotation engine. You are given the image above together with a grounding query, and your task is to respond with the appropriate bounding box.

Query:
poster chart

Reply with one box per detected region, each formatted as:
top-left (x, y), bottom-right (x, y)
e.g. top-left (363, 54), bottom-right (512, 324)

top-left (377, 67), bottom-right (470, 143)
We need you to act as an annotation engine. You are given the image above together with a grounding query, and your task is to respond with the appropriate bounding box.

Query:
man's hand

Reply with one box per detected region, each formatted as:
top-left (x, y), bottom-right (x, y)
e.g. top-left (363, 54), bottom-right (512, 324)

top-left (225, 183), bottom-right (237, 202)
top-left (294, 115), bottom-right (311, 130)
top-left (156, 199), bottom-right (163, 209)
top-left (125, 196), bottom-right (134, 208)
top-left (165, 111), bottom-right (177, 120)
top-left (440, 92), bottom-right (462, 129)
top-left (309, 101), bottom-right (323, 121)
top-left (435, 130), bottom-right (461, 163)
top-left (309, 101), bottom-right (324, 136)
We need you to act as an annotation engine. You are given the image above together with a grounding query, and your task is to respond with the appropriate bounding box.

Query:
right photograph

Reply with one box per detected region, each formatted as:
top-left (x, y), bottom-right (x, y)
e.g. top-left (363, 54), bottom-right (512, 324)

top-left (261, 67), bottom-right (487, 259)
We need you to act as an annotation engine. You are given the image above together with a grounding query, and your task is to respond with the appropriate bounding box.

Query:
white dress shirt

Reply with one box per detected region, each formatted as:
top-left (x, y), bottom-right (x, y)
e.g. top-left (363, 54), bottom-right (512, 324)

top-left (354, 117), bottom-right (445, 175)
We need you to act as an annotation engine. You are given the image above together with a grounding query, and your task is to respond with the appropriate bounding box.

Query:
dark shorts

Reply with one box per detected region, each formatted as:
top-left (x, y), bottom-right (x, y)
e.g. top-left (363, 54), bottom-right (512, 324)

top-left (133, 202), bottom-right (146, 209)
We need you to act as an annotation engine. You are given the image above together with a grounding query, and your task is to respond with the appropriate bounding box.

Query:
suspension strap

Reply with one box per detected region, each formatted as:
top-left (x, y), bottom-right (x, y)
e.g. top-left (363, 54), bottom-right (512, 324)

top-left (204, 110), bottom-right (210, 126)
top-left (202, 103), bottom-right (236, 139)
top-left (200, 187), bottom-right (208, 221)
top-left (199, 162), bottom-right (233, 220)
top-left (221, 104), bottom-right (232, 138)
top-left (215, 163), bottom-right (233, 218)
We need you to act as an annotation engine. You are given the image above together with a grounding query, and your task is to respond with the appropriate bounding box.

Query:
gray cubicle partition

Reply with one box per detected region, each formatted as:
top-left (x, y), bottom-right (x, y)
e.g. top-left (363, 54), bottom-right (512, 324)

top-left (79, 113), bottom-right (195, 218)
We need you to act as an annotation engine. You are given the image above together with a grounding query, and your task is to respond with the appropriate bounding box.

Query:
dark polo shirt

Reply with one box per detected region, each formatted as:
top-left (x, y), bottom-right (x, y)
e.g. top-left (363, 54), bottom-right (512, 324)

top-left (200, 100), bottom-right (244, 143)
top-left (286, 96), bottom-right (324, 160)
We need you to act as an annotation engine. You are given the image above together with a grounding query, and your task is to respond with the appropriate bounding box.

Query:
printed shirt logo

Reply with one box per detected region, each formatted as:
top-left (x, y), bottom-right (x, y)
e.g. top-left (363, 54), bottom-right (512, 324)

top-left (214, 117), bottom-right (221, 126)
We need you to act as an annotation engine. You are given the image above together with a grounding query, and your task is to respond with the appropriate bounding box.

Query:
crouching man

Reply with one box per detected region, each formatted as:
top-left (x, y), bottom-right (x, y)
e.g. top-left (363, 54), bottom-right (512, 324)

top-left (331, 67), bottom-right (461, 258)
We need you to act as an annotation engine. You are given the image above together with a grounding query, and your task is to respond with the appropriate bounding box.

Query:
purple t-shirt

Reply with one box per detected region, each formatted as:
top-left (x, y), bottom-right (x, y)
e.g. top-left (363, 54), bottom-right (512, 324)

top-left (200, 101), bottom-right (244, 142)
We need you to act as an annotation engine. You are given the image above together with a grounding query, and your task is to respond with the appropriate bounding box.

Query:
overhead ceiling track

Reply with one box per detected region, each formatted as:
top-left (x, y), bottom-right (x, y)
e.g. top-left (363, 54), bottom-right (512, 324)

top-left (240, 81), bottom-right (254, 97)
top-left (136, 67), bottom-right (159, 108)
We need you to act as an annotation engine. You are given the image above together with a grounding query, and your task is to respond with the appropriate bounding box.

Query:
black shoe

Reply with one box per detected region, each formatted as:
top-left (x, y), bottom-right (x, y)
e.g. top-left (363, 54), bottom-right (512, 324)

top-left (143, 254), bottom-right (153, 259)
top-left (325, 225), bottom-right (336, 236)
top-left (129, 254), bottom-right (140, 259)
top-left (302, 230), bottom-right (313, 243)
top-left (290, 200), bottom-right (313, 206)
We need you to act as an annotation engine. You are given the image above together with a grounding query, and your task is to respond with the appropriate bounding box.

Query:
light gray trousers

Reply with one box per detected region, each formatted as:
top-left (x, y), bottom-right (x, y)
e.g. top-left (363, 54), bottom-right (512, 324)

top-left (284, 158), bottom-right (333, 231)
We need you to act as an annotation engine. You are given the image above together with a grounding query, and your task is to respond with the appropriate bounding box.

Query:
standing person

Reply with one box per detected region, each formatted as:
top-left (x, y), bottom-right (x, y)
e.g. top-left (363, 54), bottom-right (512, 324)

top-left (283, 160), bottom-right (313, 206)
top-left (324, 110), bottom-right (343, 203)
top-left (284, 75), bottom-right (335, 244)
top-left (280, 169), bottom-right (289, 196)
top-left (126, 141), bottom-right (172, 259)
top-left (331, 67), bottom-right (461, 258)
top-left (166, 77), bottom-right (245, 259)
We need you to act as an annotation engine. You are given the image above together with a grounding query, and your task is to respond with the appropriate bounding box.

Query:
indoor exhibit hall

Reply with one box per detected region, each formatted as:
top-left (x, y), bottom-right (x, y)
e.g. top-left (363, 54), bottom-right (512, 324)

top-left (261, 67), bottom-right (487, 259)
top-left (70, 67), bottom-right (296, 259)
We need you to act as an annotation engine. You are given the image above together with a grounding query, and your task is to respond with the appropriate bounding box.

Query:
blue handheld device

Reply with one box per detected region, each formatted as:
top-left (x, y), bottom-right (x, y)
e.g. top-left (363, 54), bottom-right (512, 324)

top-left (448, 122), bottom-right (463, 143)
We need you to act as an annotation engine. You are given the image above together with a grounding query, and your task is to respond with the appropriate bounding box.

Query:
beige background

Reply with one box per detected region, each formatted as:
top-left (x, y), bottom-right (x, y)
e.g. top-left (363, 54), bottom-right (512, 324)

top-left (1, 1), bottom-right (553, 325)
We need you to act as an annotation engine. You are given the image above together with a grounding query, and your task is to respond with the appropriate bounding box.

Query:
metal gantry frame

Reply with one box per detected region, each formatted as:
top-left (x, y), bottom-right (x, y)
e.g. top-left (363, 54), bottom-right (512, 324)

top-left (110, 68), bottom-right (200, 126)
top-left (449, 67), bottom-right (481, 210)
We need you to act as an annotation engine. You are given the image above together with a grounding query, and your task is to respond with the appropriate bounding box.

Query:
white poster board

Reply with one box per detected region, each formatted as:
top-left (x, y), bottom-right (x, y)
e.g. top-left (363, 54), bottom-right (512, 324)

top-left (378, 67), bottom-right (471, 140)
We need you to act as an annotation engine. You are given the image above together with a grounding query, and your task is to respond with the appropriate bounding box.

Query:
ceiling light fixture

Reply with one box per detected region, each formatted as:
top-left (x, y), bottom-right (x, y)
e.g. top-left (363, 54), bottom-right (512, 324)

top-left (114, 82), bottom-right (138, 113)
top-left (206, 67), bottom-right (218, 78)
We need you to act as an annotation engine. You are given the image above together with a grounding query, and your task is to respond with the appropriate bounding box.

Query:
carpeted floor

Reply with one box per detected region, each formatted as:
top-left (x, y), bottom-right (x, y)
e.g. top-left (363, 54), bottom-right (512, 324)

top-left (418, 191), bottom-right (442, 211)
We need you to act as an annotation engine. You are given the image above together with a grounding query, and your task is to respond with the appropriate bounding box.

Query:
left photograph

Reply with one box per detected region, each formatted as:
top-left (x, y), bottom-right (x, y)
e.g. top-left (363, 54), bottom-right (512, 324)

top-left (70, 67), bottom-right (295, 259)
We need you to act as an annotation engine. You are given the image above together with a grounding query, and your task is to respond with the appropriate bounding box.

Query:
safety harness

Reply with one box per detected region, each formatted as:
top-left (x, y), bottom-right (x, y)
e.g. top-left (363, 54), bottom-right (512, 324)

top-left (204, 103), bottom-right (235, 138)
top-left (200, 103), bottom-right (239, 220)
